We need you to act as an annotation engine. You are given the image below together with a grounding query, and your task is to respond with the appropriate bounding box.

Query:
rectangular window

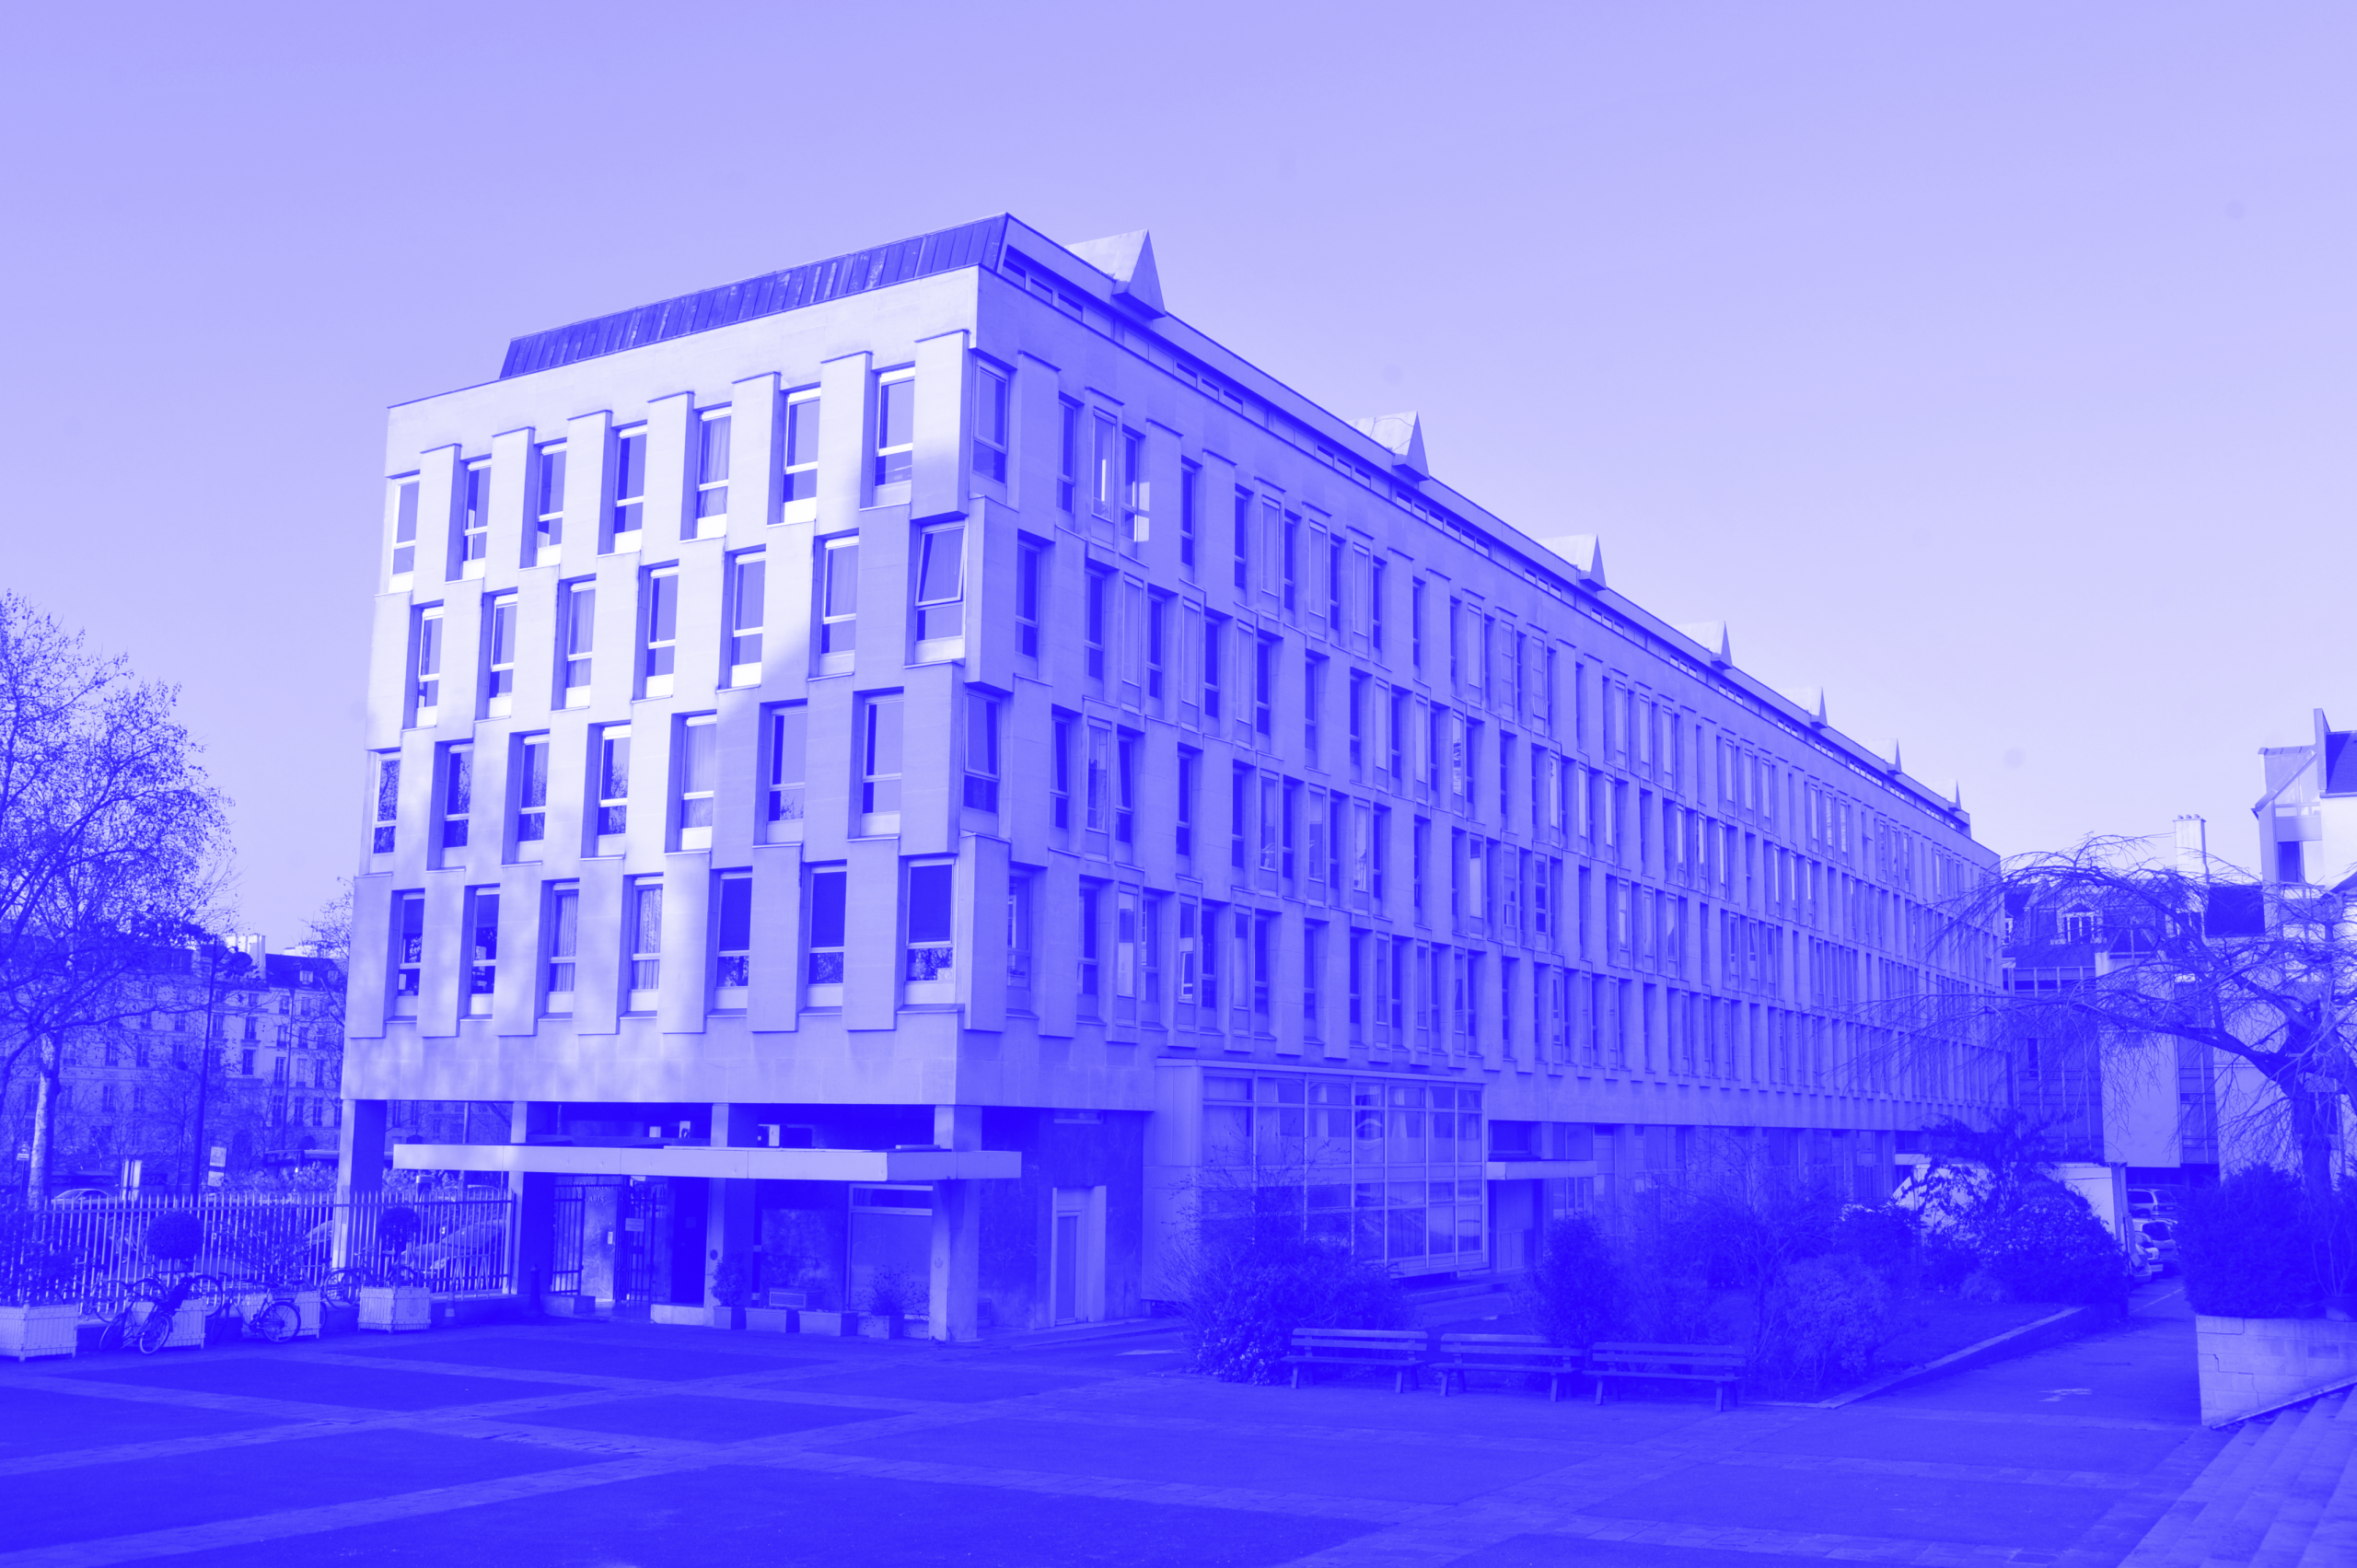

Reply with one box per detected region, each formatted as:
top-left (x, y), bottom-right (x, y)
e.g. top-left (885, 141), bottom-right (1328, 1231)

top-left (693, 411), bottom-right (731, 527)
top-left (391, 891), bottom-right (424, 1001)
top-left (972, 363), bottom-right (1010, 482)
top-left (465, 888), bottom-right (498, 1012)
top-left (626, 877), bottom-right (662, 1005)
top-left (439, 742), bottom-right (472, 849)
top-left (1122, 428), bottom-right (1148, 540)
top-left (677, 714), bottom-right (717, 845)
top-left (913, 522), bottom-right (964, 646)
top-left (818, 536), bottom-right (858, 668)
top-left (1084, 567), bottom-right (1109, 680)
top-left (483, 593), bottom-right (517, 705)
top-left (1202, 615), bottom-right (1225, 721)
top-left (1116, 732), bottom-right (1139, 846)
top-left (1057, 399), bottom-right (1080, 512)
top-left (561, 580), bottom-right (595, 701)
top-left (534, 443), bottom-right (565, 554)
top-left (1085, 723), bottom-right (1112, 833)
top-left (1007, 871), bottom-right (1034, 1007)
top-left (642, 567), bottom-right (679, 691)
top-left (783, 393), bottom-right (820, 501)
top-left (1016, 540), bottom-right (1043, 657)
top-left (1231, 764), bottom-right (1250, 870)
top-left (1254, 636), bottom-right (1274, 738)
top-left (766, 703), bottom-right (806, 825)
top-left (459, 460), bottom-right (492, 567)
top-left (874, 376), bottom-right (914, 485)
top-left (1371, 558), bottom-right (1387, 651)
top-left (391, 478), bottom-right (419, 577)
top-left (964, 692), bottom-right (1000, 810)
top-left (1304, 655), bottom-right (1326, 761)
top-left (1146, 592), bottom-right (1168, 701)
top-left (806, 867), bottom-right (847, 987)
top-left (1233, 488), bottom-right (1252, 591)
top-left (906, 862), bottom-right (954, 982)
top-left (595, 725), bottom-right (631, 838)
top-left (1411, 579), bottom-right (1427, 669)
top-left (370, 754), bottom-right (400, 854)
top-left (1091, 412), bottom-right (1118, 518)
top-left (411, 607), bottom-right (444, 722)
top-left (1051, 714), bottom-right (1073, 829)
top-left (1079, 885), bottom-right (1102, 1014)
top-left (728, 552), bottom-right (765, 681)
top-left (1177, 749), bottom-right (1198, 858)
top-left (515, 734), bottom-right (549, 844)
top-left (714, 872), bottom-right (751, 998)
top-left (1179, 460), bottom-right (1199, 568)
top-left (860, 693), bottom-right (903, 819)
top-left (611, 427), bottom-right (646, 545)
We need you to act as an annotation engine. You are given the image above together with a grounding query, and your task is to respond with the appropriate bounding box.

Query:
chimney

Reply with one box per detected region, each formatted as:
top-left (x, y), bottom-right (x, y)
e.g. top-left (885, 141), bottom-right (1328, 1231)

top-left (2174, 815), bottom-right (2208, 877)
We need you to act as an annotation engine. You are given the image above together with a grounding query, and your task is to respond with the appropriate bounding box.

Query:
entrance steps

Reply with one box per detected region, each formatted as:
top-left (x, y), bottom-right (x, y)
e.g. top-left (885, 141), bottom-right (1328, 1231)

top-left (2118, 1388), bottom-right (2357, 1568)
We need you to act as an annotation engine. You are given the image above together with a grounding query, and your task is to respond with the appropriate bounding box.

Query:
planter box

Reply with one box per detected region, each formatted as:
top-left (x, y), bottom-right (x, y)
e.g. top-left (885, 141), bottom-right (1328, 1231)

top-left (293, 1290), bottom-right (322, 1339)
top-left (357, 1285), bottom-right (433, 1333)
top-left (320, 1301), bottom-right (359, 1337)
top-left (540, 1292), bottom-right (597, 1319)
top-left (708, 1306), bottom-right (747, 1330)
top-left (857, 1314), bottom-right (905, 1341)
top-left (0, 1303), bottom-right (79, 1362)
top-left (130, 1299), bottom-right (207, 1351)
top-left (2196, 1313), bottom-right (2357, 1425)
top-left (744, 1307), bottom-right (798, 1334)
top-left (795, 1309), bottom-right (859, 1337)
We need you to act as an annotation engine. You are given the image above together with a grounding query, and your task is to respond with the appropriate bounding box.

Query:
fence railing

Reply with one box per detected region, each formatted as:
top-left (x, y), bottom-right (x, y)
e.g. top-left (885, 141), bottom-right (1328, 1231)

top-left (3, 1192), bottom-right (517, 1309)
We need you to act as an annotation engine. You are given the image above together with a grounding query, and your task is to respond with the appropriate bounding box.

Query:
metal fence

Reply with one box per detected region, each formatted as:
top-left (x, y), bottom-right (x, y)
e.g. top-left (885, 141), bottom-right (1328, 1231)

top-left (3, 1192), bottom-right (517, 1308)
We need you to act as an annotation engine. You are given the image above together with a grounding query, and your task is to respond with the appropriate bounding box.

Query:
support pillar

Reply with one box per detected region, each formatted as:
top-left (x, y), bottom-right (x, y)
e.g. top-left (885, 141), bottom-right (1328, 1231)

top-left (509, 1101), bottom-right (556, 1304)
top-left (707, 1178), bottom-right (759, 1317)
top-left (930, 1104), bottom-right (985, 1342)
top-left (333, 1098), bottom-right (389, 1269)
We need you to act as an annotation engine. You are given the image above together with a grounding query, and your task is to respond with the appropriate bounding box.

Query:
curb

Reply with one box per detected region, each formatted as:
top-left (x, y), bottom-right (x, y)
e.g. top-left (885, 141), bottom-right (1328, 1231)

top-left (1812, 1299), bottom-right (2124, 1408)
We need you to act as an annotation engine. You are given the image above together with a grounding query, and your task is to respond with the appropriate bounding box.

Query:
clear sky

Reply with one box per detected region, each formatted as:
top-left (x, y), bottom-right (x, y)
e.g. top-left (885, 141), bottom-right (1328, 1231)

top-left (5, 2), bottom-right (2351, 942)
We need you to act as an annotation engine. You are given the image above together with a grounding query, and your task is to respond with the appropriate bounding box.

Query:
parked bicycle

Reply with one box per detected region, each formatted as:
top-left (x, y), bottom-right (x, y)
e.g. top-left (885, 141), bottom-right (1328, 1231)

top-left (110, 1271), bottom-right (228, 1355)
top-left (319, 1260), bottom-right (424, 1309)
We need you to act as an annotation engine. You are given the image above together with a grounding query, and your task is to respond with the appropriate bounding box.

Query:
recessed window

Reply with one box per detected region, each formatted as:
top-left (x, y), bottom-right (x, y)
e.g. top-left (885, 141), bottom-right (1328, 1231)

top-left (595, 725), bottom-right (631, 841)
top-left (859, 693), bottom-right (903, 825)
top-left (515, 734), bottom-right (549, 845)
top-left (1090, 412), bottom-right (1118, 519)
top-left (906, 861), bottom-right (955, 987)
top-left (370, 754), bottom-right (400, 854)
top-left (783, 394), bottom-right (820, 502)
top-left (625, 877), bottom-right (663, 1009)
top-left (560, 580), bottom-right (595, 704)
top-left (1122, 429), bottom-right (1148, 542)
top-left (973, 363), bottom-right (1009, 482)
top-left (817, 535), bottom-right (858, 674)
top-left (806, 867), bottom-right (848, 991)
top-left (534, 443), bottom-right (565, 559)
top-left (765, 703), bottom-right (806, 830)
top-left (964, 693), bottom-right (1000, 811)
top-left (1016, 540), bottom-right (1043, 658)
top-left (543, 884), bottom-right (578, 1014)
top-left (483, 593), bottom-right (517, 713)
top-left (1178, 461), bottom-right (1198, 569)
top-left (464, 888), bottom-right (498, 1016)
top-left (714, 872), bottom-right (751, 1004)
top-left (1057, 398), bottom-right (1079, 512)
top-left (390, 891), bottom-right (424, 1014)
top-left (693, 411), bottom-right (731, 531)
top-left (411, 607), bottom-right (444, 725)
top-left (611, 427), bottom-right (647, 547)
top-left (913, 522), bottom-right (964, 651)
top-left (390, 478), bottom-right (419, 578)
top-left (677, 714), bottom-right (717, 849)
top-left (439, 742), bottom-right (472, 849)
top-left (459, 460), bottom-right (492, 574)
top-left (874, 376), bottom-right (914, 485)
top-left (642, 567), bottom-right (679, 696)
top-left (728, 552), bottom-right (765, 683)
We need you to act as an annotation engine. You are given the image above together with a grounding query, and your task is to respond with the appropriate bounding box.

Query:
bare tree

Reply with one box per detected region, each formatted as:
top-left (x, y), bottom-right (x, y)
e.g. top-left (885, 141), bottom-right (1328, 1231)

top-left (0, 595), bottom-right (229, 1202)
top-left (1885, 837), bottom-right (2355, 1200)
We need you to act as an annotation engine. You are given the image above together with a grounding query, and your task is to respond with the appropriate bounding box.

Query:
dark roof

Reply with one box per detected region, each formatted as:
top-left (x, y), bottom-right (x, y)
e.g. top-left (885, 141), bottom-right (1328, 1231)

top-left (498, 216), bottom-right (1012, 379)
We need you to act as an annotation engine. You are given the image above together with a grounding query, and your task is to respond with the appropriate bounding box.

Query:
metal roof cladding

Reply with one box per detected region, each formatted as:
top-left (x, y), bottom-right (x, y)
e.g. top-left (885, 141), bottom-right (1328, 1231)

top-left (497, 215), bottom-right (1013, 379)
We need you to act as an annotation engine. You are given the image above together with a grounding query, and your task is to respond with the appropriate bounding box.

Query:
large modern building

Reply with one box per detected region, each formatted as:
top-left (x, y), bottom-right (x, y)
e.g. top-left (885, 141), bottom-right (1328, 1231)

top-left (341, 215), bottom-right (2001, 1337)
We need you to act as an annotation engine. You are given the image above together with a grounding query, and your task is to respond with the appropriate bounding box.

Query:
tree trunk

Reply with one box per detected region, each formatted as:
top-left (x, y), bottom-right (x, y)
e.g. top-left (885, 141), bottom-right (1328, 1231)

top-left (2290, 1077), bottom-right (2338, 1202)
top-left (25, 1032), bottom-right (59, 1205)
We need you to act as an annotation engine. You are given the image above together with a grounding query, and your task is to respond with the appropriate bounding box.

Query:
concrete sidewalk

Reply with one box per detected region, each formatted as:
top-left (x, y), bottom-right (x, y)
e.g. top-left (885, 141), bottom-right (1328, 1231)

top-left (0, 1289), bottom-right (2215, 1567)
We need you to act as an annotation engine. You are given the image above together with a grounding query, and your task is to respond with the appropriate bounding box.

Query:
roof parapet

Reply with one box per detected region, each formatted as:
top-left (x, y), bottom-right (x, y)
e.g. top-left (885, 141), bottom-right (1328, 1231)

top-left (1675, 621), bottom-right (1733, 668)
top-left (1064, 230), bottom-right (1165, 315)
top-left (1533, 533), bottom-right (1605, 587)
top-left (1350, 412), bottom-right (1428, 477)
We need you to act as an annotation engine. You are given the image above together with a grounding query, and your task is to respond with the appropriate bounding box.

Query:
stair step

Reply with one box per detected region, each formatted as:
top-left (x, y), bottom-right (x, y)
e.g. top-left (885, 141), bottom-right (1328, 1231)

top-left (2250, 1391), bottom-right (2354, 1568)
top-left (2118, 1420), bottom-right (2277, 1568)
top-left (2298, 1390), bottom-right (2357, 1567)
top-left (2206, 1392), bottom-right (2341, 1568)
top-left (2158, 1410), bottom-right (2305, 1568)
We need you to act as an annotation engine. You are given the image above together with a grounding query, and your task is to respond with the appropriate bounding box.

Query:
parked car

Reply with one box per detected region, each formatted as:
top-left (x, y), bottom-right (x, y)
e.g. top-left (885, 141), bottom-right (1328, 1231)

top-left (49, 1189), bottom-right (116, 1206)
top-left (2124, 1187), bottom-right (2181, 1274)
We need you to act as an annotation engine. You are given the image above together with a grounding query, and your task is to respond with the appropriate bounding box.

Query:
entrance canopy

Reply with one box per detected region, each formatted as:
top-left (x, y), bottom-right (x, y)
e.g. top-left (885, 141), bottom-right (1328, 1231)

top-left (390, 1144), bottom-right (1021, 1181)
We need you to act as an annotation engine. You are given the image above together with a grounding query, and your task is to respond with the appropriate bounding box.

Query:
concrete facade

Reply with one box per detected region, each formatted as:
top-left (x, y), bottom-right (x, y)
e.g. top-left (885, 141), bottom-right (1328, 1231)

top-left (342, 215), bottom-right (2001, 1337)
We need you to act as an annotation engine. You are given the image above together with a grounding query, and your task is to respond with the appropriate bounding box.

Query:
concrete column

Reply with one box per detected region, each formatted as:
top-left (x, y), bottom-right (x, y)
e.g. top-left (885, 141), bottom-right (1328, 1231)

top-left (334, 1098), bottom-right (389, 1269)
top-left (935, 1104), bottom-right (983, 1150)
top-left (928, 1179), bottom-right (981, 1342)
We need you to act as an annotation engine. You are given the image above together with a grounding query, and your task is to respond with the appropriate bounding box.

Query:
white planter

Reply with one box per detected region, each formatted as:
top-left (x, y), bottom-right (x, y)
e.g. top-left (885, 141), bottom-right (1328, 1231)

top-left (745, 1307), bottom-right (798, 1334)
top-left (0, 1303), bottom-right (79, 1361)
top-left (130, 1299), bottom-right (207, 1350)
top-left (357, 1285), bottom-right (433, 1332)
top-left (293, 1289), bottom-right (322, 1339)
top-left (2195, 1313), bottom-right (2357, 1425)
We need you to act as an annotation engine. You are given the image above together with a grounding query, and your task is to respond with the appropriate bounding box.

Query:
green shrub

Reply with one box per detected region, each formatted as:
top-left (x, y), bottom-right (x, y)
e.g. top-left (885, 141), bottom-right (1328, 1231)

top-left (1515, 1214), bottom-right (1622, 1347)
top-left (1970, 1181), bottom-right (2133, 1307)
top-left (2180, 1167), bottom-right (2324, 1318)
top-left (145, 1211), bottom-right (203, 1263)
top-left (1174, 1233), bottom-right (1406, 1384)
top-left (709, 1250), bottom-right (763, 1309)
top-left (1834, 1202), bottom-right (1922, 1286)
top-left (1760, 1253), bottom-right (1892, 1392)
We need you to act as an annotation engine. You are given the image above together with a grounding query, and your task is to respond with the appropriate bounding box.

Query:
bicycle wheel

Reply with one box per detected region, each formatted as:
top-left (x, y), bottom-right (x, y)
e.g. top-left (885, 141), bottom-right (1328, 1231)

top-left (134, 1303), bottom-right (176, 1355)
top-left (385, 1263), bottom-right (427, 1289)
top-left (252, 1300), bottom-right (300, 1344)
top-left (98, 1307), bottom-right (135, 1353)
top-left (320, 1269), bottom-right (361, 1309)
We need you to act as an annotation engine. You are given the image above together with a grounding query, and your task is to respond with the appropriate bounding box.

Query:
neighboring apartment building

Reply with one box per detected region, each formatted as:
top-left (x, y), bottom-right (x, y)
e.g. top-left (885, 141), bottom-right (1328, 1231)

top-left (343, 215), bottom-right (2002, 1337)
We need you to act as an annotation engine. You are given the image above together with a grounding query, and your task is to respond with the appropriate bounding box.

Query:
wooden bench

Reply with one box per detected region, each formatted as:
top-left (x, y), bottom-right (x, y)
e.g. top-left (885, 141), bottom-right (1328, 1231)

top-left (1429, 1333), bottom-right (1585, 1401)
top-left (1587, 1342), bottom-right (1747, 1411)
top-left (1283, 1328), bottom-right (1430, 1392)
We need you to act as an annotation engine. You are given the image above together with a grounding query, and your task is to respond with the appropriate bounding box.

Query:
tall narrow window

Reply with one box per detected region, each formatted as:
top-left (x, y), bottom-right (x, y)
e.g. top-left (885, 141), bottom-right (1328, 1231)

top-left (818, 535), bottom-right (858, 670)
top-left (1086, 412), bottom-right (1116, 520)
top-left (1121, 428), bottom-right (1148, 540)
top-left (390, 478), bottom-right (419, 577)
top-left (1176, 750), bottom-right (1197, 858)
top-left (1085, 723), bottom-right (1112, 833)
top-left (1116, 733), bottom-right (1138, 846)
top-left (874, 376), bottom-right (914, 484)
top-left (1232, 488), bottom-right (1251, 591)
top-left (1016, 540), bottom-right (1043, 657)
top-left (595, 726), bottom-right (631, 838)
top-left (860, 693), bottom-right (903, 819)
top-left (806, 867), bottom-right (848, 989)
top-left (913, 522), bottom-right (964, 647)
top-left (1254, 635), bottom-right (1274, 738)
top-left (783, 393), bottom-right (820, 501)
top-left (1202, 616), bottom-right (1224, 722)
top-left (1057, 399), bottom-right (1079, 512)
top-left (765, 703), bottom-right (807, 827)
top-left (1084, 568), bottom-right (1109, 679)
top-left (411, 607), bottom-right (444, 724)
top-left (714, 872), bottom-right (751, 1001)
top-left (1146, 593), bottom-right (1168, 701)
top-left (694, 411), bottom-right (731, 528)
top-left (677, 714), bottom-right (717, 848)
top-left (1117, 889), bottom-right (1142, 1005)
top-left (1007, 872), bottom-right (1034, 1008)
top-left (561, 581), bottom-right (595, 702)
top-left (1179, 459), bottom-right (1199, 568)
top-left (964, 693), bottom-right (1000, 811)
top-left (642, 567), bottom-right (679, 694)
top-left (611, 428), bottom-right (646, 545)
top-left (534, 443), bottom-right (565, 555)
top-left (515, 734), bottom-right (549, 844)
top-left (464, 889), bottom-right (498, 1015)
top-left (972, 364), bottom-right (1009, 482)
top-left (1051, 714), bottom-right (1073, 828)
top-left (625, 878), bottom-right (662, 1007)
top-left (370, 755), bottom-right (400, 854)
top-left (906, 861), bottom-right (955, 983)
top-left (1371, 559), bottom-right (1387, 651)
top-left (1304, 655), bottom-right (1325, 761)
top-left (459, 460), bottom-right (492, 570)
top-left (1411, 579), bottom-right (1425, 669)
top-left (1281, 512), bottom-right (1298, 610)
top-left (1078, 884), bottom-right (1102, 1015)
top-left (728, 552), bottom-right (765, 683)
top-left (483, 593), bottom-right (517, 711)
top-left (439, 743), bottom-right (472, 848)
top-left (391, 892), bottom-right (424, 1009)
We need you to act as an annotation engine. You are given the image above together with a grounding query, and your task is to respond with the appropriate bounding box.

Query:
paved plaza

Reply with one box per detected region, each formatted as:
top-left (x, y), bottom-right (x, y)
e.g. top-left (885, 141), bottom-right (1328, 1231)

top-left (0, 1291), bottom-right (2226, 1567)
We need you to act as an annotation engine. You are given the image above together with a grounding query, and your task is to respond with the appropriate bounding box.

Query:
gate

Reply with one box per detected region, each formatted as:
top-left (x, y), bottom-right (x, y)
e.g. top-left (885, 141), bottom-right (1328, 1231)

top-left (548, 1185), bottom-right (586, 1295)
